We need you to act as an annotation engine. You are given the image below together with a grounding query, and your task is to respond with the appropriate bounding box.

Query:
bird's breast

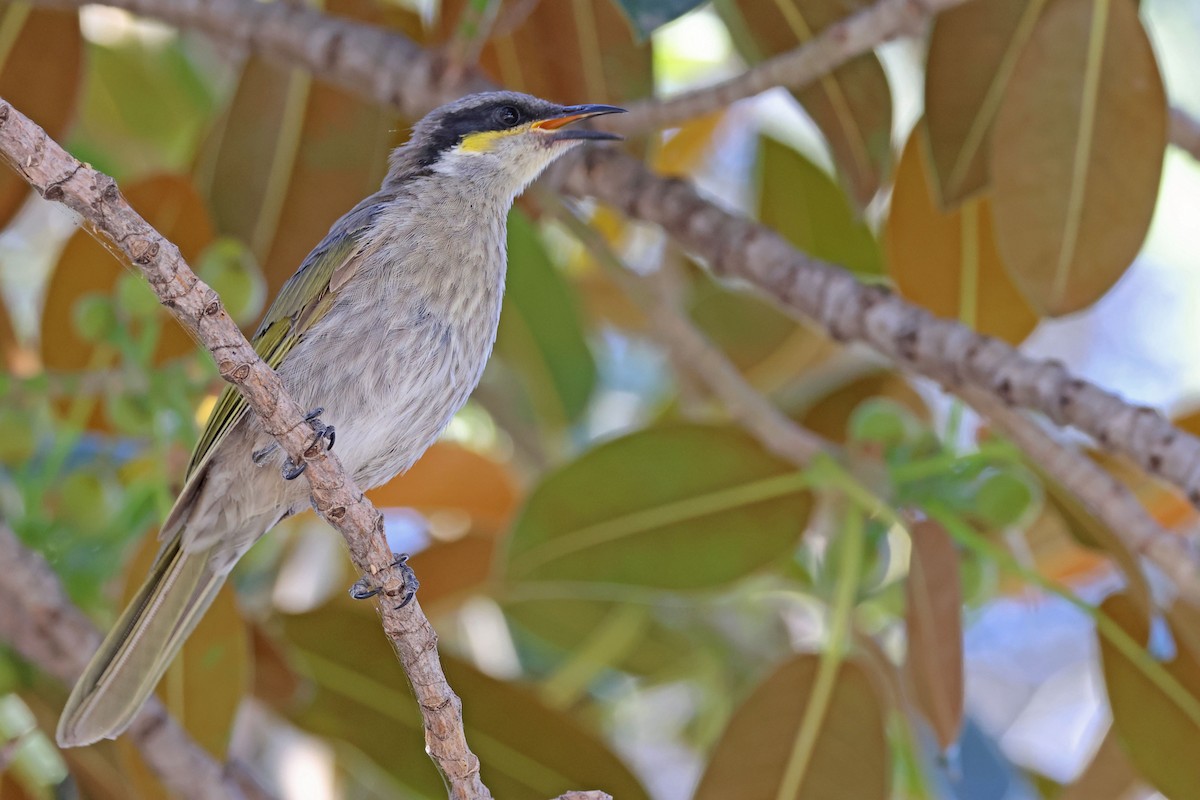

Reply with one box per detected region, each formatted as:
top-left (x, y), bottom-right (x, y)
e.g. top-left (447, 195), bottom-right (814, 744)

top-left (279, 209), bottom-right (508, 490)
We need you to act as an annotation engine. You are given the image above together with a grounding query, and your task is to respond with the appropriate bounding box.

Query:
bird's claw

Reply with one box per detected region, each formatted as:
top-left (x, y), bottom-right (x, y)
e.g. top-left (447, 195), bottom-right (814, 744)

top-left (282, 407), bottom-right (336, 481)
top-left (349, 553), bottom-right (420, 609)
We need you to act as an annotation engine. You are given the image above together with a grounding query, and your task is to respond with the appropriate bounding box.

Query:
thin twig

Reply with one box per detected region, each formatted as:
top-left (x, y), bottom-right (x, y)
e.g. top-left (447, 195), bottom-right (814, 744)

top-left (611, 0), bottom-right (971, 134)
top-left (0, 100), bottom-right (493, 800)
top-left (0, 521), bottom-right (269, 800)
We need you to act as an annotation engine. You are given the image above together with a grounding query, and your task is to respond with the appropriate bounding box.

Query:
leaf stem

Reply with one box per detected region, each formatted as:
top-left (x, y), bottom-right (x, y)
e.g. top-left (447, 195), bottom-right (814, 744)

top-left (776, 500), bottom-right (864, 800)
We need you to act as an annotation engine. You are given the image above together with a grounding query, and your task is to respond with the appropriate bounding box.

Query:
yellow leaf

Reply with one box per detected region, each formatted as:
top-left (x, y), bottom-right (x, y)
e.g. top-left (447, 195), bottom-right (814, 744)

top-left (886, 126), bottom-right (1039, 344)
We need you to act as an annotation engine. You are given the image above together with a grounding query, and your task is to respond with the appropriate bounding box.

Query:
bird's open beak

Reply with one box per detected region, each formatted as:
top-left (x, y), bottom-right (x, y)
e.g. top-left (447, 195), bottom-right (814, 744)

top-left (532, 104), bottom-right (625, 142)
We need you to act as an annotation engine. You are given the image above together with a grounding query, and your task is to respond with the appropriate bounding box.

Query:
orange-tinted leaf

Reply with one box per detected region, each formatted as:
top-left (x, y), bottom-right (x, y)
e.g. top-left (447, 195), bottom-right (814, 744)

top-left (1090, 449), bottom-right (1198, 531)
top-left (653, 111), bottom-right (726, 177)
top-left (439, 0), bottom-right (652, 105)
top-left (729, 0), bottom-right (891, 206)
top-left (1098, 593), bottom-right (1200, 800)
top-left (407, 535), bottom-right (496, 609)
top-left (904, 520), bottom-right (964, 750)
top-left (1060, 727), bottom-right (1137, 800)
top-left (924, 0), bottom-right (1046, 206)
top-left (368, 443), bottom-right (520, 533)
top-left (0, 7), bottom-right (82, 229)
top-left (119, 530), bottom-right (250, 757)
top-left (695, 655), bottom-right (889, 800)
top-left (886, 126), bottom-right (1039, 344)
top-left (41, 175), bottom-right (215, 370)
top-left (989, 0), bottom-right (1166, 316)
top-left (0, 295), bottom-right (21, 372)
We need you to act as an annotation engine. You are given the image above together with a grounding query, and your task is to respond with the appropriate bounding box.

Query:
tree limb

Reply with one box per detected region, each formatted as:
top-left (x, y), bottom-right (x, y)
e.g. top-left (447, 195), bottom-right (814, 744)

top-left (0, 100), bottom-right (495, 800)
top-left (0, 521), bottom-right (268, 800)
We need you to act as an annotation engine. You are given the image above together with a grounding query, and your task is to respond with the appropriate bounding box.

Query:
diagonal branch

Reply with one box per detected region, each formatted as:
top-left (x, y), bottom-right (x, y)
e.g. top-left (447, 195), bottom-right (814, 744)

top-left (611, 0), bottom-right (972, 134)
top-left (1171, 106), bottom-right (1200, 163)
top-left (0, 101), bottom-right (493, 800)
top-left (0, 521), bottom-right (270, 800)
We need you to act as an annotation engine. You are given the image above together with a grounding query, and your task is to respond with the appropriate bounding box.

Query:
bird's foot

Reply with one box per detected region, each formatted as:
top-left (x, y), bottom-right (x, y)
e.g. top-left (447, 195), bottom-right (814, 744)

top-left (349, 553), bottom-right (420, 609)
top-left (282, 407), bottom-right (336, 481)
top-left (252, 443), bottom-right (278, 465)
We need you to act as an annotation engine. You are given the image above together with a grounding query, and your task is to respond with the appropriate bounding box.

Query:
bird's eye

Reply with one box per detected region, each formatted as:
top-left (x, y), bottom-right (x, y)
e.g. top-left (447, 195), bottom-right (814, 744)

top-left (495, 105), bottom-right (521, 128)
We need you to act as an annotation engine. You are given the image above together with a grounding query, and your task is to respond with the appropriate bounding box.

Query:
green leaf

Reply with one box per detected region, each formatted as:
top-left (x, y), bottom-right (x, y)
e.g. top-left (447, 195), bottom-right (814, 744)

top-left (495, 210), bottom-right (597, 425)
top-left (989, 0), bottom-right (1166, 315)
top-left (1098, 593), bottom-right (1200, 800)
top-left (281, 603), bottom-right (651, 800)
top-left (694, 655), bottom-right (889, 800)
top-left (195, 237), bottom-right (266, 326)
top-left (759, 137), bottom-right (884, 276)
top-left (973, 469), bottom-right (1037, 529)
top-left (502, 424), bottom-right (812, 588)
top-left (611, 0), bottom-right (708, 38)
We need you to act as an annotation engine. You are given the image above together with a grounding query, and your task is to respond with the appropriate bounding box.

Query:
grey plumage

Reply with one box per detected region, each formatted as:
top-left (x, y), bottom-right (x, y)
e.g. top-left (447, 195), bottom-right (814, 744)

top-left (57, 91), bottom-right (622, 747)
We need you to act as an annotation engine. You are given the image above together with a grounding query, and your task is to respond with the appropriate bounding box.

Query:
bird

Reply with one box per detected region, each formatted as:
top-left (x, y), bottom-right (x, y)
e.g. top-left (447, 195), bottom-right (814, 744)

top-left (56, 91), bottom-right (624, 747)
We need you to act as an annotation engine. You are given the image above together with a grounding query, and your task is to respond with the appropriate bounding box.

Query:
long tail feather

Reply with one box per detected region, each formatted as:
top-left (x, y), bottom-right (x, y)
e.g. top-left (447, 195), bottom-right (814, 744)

top-left (56, 537), bottom-right (227, 747)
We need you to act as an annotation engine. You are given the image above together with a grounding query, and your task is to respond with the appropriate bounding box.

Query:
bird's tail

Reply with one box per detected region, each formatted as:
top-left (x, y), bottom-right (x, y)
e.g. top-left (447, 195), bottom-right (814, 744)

top-left (56, 536), bottom-right (227, 747)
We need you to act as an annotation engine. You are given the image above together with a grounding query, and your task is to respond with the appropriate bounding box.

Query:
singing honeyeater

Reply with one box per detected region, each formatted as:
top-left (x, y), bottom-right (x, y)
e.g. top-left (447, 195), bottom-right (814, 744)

top-left (57, 91), bottom-right (623, 747)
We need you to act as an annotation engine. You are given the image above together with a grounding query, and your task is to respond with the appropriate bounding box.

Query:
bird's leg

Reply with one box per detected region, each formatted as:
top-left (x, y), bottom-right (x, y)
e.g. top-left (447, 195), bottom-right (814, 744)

top-left (349, 553), bottom-right (420, 609)
top-left (282, 407), bottom-right (336, 480)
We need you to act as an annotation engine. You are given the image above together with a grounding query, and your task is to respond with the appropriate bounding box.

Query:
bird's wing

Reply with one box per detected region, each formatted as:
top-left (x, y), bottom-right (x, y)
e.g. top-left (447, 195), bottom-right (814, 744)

top-left (158, 204), bottom-right (382, 541)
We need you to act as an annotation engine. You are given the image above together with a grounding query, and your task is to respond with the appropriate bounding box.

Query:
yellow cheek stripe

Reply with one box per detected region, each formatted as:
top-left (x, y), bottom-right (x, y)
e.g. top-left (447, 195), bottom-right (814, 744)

top-left (459, 126), bottom-right (527, 153)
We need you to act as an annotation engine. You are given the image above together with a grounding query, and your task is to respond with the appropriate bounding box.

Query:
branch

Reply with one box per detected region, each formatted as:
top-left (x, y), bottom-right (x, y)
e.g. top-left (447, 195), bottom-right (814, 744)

top-left (563, 148), bottom-right (1200, 512)
top-left (612, 0), bottom-right (972, 134)
top-left (0, 102), bottom-right (493, 799)
top-left (958, 387), bottom-right (1200, 605)
top-left (0, 521), bottom-right (268, 800)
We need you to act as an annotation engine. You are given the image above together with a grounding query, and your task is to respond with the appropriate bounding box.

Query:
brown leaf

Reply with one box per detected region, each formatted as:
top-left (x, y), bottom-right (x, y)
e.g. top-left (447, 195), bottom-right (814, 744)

top-left (1098, 593), bottom-right (1200, 799)
top-left (728, 0), bottom-right (892, 206)
top-left (886, 125), bottom-right (1039, 345)
top-left (694, 655), bottom-right (889, 800)
top-left (40, 175), bottom-right (215, 371)
top-left (989, 0), bottom-right (1166, 316)
top-left (924, 0), bottom-right (1046, 206)
top-left (198, 0), bottom-right (406, 301)
top-left (367, 443), bottom-right (521, 534)
top-left (0, 7), bottom-right (82, 230)
top-left (797, 371), bottom-right (926, 444)
top-left (1060, 728), bottom-right (1138, 800)
top-left (438, 0), bottom-right (652, 105)
top-left (407, 535), bottom-right (496, 609)
top-left (904, 520), bottom-right (964, 750)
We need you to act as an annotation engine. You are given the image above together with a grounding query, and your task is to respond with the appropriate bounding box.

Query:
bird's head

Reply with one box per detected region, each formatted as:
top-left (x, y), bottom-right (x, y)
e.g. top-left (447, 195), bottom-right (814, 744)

top-left (389, 91), bottom-right (624, 196)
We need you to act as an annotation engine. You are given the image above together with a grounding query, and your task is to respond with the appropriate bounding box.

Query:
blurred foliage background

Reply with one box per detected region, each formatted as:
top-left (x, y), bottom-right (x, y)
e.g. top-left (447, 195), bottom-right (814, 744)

top-left (2, 0), bottom-right (1200, 798)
